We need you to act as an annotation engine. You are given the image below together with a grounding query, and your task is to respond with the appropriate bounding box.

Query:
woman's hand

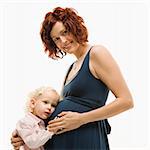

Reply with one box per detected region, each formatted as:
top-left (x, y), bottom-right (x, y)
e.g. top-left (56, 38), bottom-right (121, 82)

top-left (47, 111), bottom-right (84, 134)
top-left (11, 130), bottom-right (24, 150)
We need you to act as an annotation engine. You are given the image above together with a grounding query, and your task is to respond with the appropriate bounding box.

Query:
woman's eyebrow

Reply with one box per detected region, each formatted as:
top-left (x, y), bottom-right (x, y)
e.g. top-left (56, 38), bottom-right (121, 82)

top-left (60, 29), bottom-right (65, 33)
top-left (51, 31), bottom-right (62, 39)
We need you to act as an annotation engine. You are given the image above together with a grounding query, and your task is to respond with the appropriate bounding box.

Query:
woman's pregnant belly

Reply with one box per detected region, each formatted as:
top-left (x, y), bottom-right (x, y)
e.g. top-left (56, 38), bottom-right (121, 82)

top-left (50, 98), bottom-right (92, 120)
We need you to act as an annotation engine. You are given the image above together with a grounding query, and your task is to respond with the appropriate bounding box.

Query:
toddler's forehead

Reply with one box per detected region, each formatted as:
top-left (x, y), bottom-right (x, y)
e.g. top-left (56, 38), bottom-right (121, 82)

top-left (45, 90), bottom-right (56, 96)
top-left (40, 90), bottom-right (58, 99)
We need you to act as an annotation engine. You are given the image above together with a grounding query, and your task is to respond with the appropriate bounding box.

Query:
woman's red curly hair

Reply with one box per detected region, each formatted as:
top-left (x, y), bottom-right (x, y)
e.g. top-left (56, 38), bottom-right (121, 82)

top-left (40, 7), bottom-right (88, 59)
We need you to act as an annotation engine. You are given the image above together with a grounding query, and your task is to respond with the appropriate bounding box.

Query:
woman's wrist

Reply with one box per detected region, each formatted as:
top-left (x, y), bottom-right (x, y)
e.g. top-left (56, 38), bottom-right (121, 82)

top-left (79, 112), bottom-right (90, 125)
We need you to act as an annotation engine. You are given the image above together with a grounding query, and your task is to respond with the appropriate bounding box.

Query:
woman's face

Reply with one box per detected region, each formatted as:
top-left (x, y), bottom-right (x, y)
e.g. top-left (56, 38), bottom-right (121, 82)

top-left (50, 21), bottom-right (80, 54)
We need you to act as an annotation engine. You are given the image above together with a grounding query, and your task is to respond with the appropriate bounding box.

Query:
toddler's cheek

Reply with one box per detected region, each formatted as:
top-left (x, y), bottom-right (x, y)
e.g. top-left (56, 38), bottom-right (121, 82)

top-left (51, 107), bottom-right (55, 113)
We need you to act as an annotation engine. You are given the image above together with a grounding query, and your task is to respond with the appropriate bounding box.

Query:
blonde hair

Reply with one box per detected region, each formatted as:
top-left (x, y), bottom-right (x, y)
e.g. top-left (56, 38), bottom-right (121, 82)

top-left (26, 86), bottom-right (59, 112)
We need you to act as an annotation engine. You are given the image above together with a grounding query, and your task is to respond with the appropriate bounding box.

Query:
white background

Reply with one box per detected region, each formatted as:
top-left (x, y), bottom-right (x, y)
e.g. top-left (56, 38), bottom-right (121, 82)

top-left (0, 0), bottom-right (149, 149)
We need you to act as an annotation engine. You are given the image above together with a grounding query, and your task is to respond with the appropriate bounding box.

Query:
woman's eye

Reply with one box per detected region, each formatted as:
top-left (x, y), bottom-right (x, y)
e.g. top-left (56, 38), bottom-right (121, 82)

top-left (54, 37), bottom-right (60, 42)
top-left (63, 30), bottom-right (68, 35)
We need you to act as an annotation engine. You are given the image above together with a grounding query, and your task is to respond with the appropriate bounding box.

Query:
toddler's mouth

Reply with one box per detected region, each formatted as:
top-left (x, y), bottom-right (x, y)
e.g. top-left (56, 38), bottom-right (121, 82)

top-left (44, 112), bottom-right (50, 116)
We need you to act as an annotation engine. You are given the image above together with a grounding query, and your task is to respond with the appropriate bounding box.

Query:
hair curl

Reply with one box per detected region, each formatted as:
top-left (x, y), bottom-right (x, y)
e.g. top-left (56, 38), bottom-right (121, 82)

top-left (40, 7), bottom-right (88, 59)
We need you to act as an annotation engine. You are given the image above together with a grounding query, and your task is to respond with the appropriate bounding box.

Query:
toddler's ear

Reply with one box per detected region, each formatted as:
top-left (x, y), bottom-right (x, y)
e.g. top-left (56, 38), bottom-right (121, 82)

top-left (29, 98), bottom-right (36, 112)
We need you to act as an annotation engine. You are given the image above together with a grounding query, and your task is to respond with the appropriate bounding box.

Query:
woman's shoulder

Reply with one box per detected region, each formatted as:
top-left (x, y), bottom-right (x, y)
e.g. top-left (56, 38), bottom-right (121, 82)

top-left (90, 44), bottom-right (111, 62)
top-left (91, 44), bottom-right (107, 50)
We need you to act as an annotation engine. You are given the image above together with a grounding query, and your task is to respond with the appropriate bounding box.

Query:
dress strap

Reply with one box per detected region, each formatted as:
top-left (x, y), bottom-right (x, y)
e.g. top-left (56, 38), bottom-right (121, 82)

top-left (63, 63), bottom-right (74, 85)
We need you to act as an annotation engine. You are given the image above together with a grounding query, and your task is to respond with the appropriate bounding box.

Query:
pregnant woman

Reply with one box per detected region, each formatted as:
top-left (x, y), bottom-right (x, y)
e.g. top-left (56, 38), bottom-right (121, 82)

top-left (11, 7), bottom-right (133, 150)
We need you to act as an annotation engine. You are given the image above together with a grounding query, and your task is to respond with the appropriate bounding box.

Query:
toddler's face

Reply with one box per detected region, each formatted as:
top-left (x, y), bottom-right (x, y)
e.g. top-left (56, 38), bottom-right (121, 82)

top-left (32, 91), bottom-right (59, 119)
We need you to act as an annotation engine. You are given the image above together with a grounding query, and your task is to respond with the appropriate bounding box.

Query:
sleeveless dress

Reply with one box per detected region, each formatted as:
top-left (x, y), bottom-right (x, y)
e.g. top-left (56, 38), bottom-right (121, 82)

top-left (44, 47), bottom-right (111, 150)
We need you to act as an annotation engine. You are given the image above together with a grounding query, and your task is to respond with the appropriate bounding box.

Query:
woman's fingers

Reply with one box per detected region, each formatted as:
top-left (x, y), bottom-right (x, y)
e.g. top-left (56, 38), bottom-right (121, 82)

top-left (48, 121), bottom-right (64, 127)
top-left (11, 131), bottom-right (24, 150)
top-left (47, 122), bottom-right (65, 131)
top-left (57, 111), bottom-right (68, 117)
top-left (56, 128), bottom-right (67, 134)
top-left (12, 144), bottom-right (22, 150)
top-left (11, 137), bottom-right (24, 146)
top-left (48, 116), bottom-right (64, 124)
top-left (48, 111), bottom-right (69, 125)
top-left (11, 139), bottom-right (24, 150)
top-left (47, 125), bottom-right (65, 132)
top-left (11, 136), bottom-right (22, 143)
top-left (47, 117), bottom-right (66, 132)
top-left (47, 111), bottom-right (83, 134)
top-left (12, 146), bottom-right (20, 150)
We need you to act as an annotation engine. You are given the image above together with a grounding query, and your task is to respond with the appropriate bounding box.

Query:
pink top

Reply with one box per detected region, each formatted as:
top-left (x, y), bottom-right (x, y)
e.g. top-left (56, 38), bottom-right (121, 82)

top-left (16, 112), bottom-right (53, 150)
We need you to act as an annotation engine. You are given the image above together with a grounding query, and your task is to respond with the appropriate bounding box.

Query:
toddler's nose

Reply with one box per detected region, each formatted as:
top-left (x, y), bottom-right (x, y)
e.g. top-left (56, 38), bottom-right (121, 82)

top-left (47, 106), bottom-right (51, 113)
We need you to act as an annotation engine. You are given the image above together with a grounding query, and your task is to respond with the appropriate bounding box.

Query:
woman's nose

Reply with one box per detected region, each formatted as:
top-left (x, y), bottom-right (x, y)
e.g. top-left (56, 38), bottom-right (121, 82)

top-left (60, 36), bottom-right (67, 43)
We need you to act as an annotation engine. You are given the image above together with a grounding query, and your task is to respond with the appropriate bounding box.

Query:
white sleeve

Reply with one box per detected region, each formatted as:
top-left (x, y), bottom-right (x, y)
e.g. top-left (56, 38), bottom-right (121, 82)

top-left (16, 121), bottom-right (53, 149)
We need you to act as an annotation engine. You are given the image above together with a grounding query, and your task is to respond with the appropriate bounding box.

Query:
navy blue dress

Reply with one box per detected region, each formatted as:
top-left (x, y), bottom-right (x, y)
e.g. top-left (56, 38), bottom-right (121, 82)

top-left (44, 47), bottom-right (111, 150)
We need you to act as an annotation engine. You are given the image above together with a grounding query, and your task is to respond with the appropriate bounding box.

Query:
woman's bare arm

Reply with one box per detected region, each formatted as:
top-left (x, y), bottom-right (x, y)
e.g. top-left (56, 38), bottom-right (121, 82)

top-left (47, 45), bottom-right (134, 134)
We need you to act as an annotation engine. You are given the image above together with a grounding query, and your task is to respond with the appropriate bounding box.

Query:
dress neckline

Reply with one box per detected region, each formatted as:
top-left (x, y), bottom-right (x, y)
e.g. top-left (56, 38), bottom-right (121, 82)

top-left (64, 45), bottom-right (93, 87)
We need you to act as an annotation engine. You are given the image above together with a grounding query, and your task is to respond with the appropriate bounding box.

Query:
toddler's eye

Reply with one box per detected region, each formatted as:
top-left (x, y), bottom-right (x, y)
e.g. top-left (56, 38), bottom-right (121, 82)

top-left (43, 101), bottom-right (48, 104)
top-left (51, 104), bottom-right (56, 107)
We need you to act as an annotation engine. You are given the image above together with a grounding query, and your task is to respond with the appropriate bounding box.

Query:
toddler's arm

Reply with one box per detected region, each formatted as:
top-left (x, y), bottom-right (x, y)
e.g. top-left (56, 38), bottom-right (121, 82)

top-left (16, 121), bottom-right (53, 149)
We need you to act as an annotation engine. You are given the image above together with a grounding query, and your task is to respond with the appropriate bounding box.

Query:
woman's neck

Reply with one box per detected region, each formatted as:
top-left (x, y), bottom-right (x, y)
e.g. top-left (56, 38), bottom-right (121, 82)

top-left (75, 43), bottom-right (90, 60)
